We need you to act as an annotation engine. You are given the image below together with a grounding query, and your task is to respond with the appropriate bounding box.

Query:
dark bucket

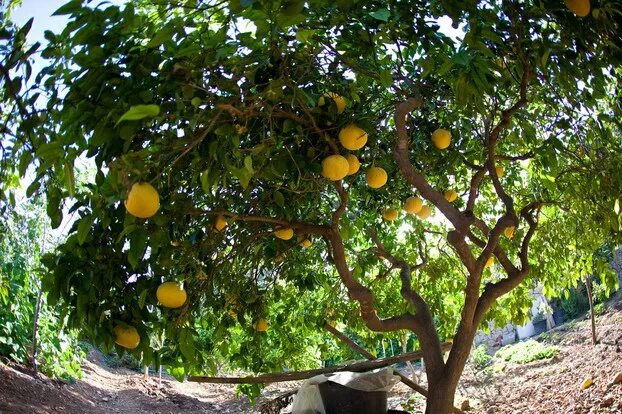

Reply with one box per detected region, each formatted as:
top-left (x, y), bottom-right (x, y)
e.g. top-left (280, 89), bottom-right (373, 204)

top-left (318, 380), bottom-right (388, 414)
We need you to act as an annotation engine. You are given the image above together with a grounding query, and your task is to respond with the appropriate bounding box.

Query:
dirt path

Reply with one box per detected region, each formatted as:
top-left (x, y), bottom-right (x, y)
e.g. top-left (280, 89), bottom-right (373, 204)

top-left (1, 301), bottom-right (622, 413)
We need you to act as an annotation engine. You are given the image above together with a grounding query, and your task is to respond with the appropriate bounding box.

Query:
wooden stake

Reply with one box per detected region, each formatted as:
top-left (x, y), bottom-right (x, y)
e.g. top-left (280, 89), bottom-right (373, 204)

top-left (585, 275), bottom-right (598, 345)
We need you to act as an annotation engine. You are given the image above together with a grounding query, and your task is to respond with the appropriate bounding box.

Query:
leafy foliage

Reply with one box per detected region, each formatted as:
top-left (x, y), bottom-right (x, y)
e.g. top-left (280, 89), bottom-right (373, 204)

top-left (0, 198), bottom-right (84, 381)
top-left (1, 0), bottom-right (622, 409)
top-left (495, 340), bottom-right (558, 364)
top-left (471, 344), bottom-right (492, 369)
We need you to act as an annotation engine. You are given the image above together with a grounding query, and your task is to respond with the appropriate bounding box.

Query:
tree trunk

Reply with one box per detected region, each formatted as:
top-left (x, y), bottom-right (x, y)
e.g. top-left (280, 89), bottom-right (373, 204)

top-left (585, 275), bottom-right (597, 345)
top-left (425, 376), bottom-right (459, 414)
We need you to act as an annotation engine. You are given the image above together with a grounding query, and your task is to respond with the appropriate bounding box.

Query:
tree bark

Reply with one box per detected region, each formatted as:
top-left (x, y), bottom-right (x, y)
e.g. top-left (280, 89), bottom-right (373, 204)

top-left (188, 347), bottom-right (445, 384)
top-left (585, 275), bottom-right (597, 345)
top-left (425, 377), bottom-right (460, 414)
top-left (323, 322), bottom-right (463, 414)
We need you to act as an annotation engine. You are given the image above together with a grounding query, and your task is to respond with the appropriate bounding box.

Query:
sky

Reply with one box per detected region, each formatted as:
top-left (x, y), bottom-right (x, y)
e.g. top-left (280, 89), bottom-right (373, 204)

top-left (12, 0), bottom-right (126, 43)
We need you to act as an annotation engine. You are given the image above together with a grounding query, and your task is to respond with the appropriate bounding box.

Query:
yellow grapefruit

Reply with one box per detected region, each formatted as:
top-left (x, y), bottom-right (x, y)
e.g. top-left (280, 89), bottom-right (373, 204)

top-left (564, 0), bottom-right (590, 16)
top-left (444, 189), bottom-right (458, 202)
top-left (322, 155), bottom-right (350, 181)
top-left (339, 124), bottom-right (368, 150)
top-left (300, 238), bottom-right (312, 248)
top-left (275, 228), bottom-right (294, 240)
top-left (345, 154), bottom-right (360, 175)
top-left (504, 226), bottom-right (515, 239)
top-left (318, 92), bottom-right (346, 114)
top-left (156, 281), bottom-right (187, 308)
top-left (382, 208), bottom-right (399, 221)
top-left (365, 167), bottom-right (387, 189)
top-left (404, 196), bottom-right (423, 214)
top-left (431, 128), bottom-right (451, 150)
top-left (416, 205), bottom-right (432, 219)
top-left (125, 182), bottom-right (160, 218)
top-left (253, 318), bottom-right (269, 332)
top-left (485, 256), bottom-right (495, 268)
top-left (114, 324), bottom-right (140, 349)
top-left (215, 215), bottom-right (228, 231)
top-left (495, 166), bottom-right (505, 177)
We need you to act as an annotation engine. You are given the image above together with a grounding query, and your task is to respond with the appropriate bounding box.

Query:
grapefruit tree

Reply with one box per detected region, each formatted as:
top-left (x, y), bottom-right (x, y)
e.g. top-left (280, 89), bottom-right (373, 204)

top-left (1, 0), bottom-right (622, 411)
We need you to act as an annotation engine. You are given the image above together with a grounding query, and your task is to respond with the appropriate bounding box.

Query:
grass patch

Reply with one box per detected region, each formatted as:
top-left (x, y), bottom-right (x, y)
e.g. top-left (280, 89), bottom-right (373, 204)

top-left (495, 340), bottom-right (558, 364)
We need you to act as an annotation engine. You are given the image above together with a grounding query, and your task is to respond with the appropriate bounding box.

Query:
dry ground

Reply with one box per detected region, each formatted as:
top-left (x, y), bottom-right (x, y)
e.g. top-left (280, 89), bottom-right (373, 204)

top-left (1, 298), bottom-right (621, 414)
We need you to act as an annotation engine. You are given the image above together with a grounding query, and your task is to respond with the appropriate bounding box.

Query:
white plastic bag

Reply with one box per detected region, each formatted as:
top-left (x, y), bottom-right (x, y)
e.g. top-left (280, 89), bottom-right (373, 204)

top-left (291, 368), bottom-right (401, 414)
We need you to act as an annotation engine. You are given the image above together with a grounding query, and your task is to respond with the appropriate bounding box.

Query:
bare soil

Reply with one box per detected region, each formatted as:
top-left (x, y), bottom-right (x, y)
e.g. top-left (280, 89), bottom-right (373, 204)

top-left (1, 299), bottom-right (621, 414)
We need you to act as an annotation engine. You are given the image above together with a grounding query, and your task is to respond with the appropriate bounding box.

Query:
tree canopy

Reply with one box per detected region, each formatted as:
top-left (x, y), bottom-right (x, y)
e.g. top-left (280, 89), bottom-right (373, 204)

top-left (1, 0), bottom-right (622, 411)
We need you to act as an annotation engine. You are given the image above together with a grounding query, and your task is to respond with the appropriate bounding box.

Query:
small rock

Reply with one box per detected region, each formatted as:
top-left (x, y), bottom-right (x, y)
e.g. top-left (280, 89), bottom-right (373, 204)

top-left (600, 396), bottom-right (614, 408)
top-left (101, 397), bottom-right (109, 402)
top-left (611, 372), bottom-right (622, 385)
top-left (581, 377), bottom-right (594, 390)
top-left (460, 398), bottom-right (471, 411)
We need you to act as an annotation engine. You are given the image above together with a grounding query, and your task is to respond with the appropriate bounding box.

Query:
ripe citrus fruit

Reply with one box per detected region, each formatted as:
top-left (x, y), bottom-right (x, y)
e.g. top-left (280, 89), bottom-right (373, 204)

top-left (564, 0), bottom-right (590, 16)
top-left (339, 124), bottom-right (368, 150)
top-left (444, 189), bottom-right (458, 202)
top-left (318, 92), bottom-right (346, 114)
top-left (215, 215), bottom-right (228, 231)
top-left (300, 238), bottom-right (312, 248)
top-left (383, 208), bottom-right (399, 221)
top-left (322, 155), bottom-right (350, 181)
top-left (495, 166), bottom-right (505, 177)
top-left (416, 205), bottom-right (432, 219)
top-left (504, 226), bottom-right (515, 238)
top-left (253, 318), bottom-right (269, 332)
top-left (365, 167), bottom-right (387, 189)
top-left (345, 154), bottom-right (360, 175)
top-left (114, 324), bottom-right (140, 349)
top-left (431, 128), bottom-right (451, 150)
top-left (404, 196), bottom-right (423, 214)
top-left (125, 182), bottom-right (160, 218)
top-left (156, 281), bottom-right (187, 308)
top-left (275, 227), bottom-right (294, 240)
top-left (485, 256), bottom-right (494, 268)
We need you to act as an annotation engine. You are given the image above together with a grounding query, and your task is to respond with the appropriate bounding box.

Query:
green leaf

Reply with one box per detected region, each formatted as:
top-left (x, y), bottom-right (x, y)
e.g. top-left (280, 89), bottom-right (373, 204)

top-left (369, 9), bottom-right (390, 22)
top-left (52, 0), bottom-right (83, 16)
top-left (273, 190), bottom-right (285, 207)
top-left (77, 215), bottom-right (95, 245)
top-left (128, 229), bottom-right (148, 268)
top-left (296, 29), bottom-right (316, 43)
top-left (115, 105), bottom-right (160, 126)
top-left (178, 329), bottom-right (196, 362)
top-left (244, 156), bottom-right (253, 173)
top-left (147, 25), bottom-right (174, 48)
top-left (35, 141), bottom-right (62, 160)
top-left (64, 162), bottom-right (75, 197)
top-left (200, 169), bottom-right (213, 193)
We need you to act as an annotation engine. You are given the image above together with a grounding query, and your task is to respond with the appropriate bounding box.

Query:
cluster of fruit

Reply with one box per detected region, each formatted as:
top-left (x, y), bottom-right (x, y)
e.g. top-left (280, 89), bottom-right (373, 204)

top-left (113, 281), bottom-right (187, 349)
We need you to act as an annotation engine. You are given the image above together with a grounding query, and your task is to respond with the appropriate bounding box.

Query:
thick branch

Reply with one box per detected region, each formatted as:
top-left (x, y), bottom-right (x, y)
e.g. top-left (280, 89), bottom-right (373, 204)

top-left (393, 97), bottom-right (471, 235)
top-left (331, 181), bottom-right (348, 226)
top-left (473, 204), bottom-right (540, 324)
top-left (204, 210), bottom-right (330, 236)
top-left (466, 167), bottom-right (486, 212)
top-left (327, 229), bottom-right (446, 379)
top-left (187, 347), bottom-right (442, 384)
